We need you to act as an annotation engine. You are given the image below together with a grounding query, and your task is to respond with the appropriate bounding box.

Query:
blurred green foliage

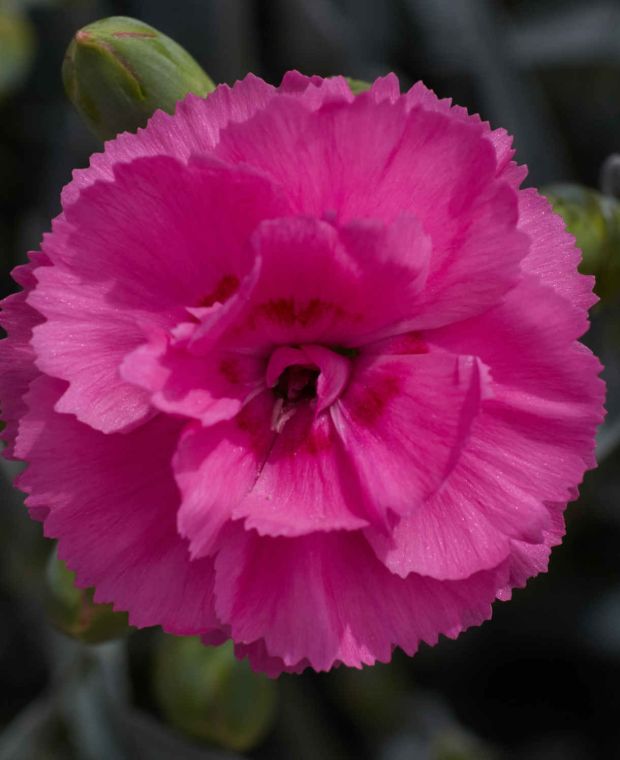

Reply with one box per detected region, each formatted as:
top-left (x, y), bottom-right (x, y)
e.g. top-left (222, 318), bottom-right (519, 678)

top-left (45, 545), bottom-right (131, 644)
top-left (154, 636), bottom-right (277, 752)
top-left (0, 5), bottom-right (35, 100)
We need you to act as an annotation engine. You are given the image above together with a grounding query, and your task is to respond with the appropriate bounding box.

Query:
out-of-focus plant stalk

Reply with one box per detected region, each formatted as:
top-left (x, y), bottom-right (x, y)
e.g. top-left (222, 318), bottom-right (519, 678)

top-left (0, 6), bottom-right (35, 99)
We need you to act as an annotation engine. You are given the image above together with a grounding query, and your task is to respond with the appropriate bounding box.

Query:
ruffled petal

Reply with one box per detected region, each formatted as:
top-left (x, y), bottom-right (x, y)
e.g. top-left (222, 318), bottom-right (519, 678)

top-left (235, 403), bottom-right (372, 537)
top-left (279, 71), bottom-right (354, 107)
top-left (173, 392), bottom-right (276, 558)
top-left (33, 156), bottom-right (287, 433)
top-left (214, 527), bottom-right (498, 672)
top-left (121, 333), bottom-right (264, 425)
top-left (518, 188), bottom-right (596, 313)
top-left (372, 278), bottom-right (603, 581)
top-left (15, 376), bottom-right (221, 635)
top-left (230, 215), bottom-right (430, 350)
top-left (332, 352), bottom-right (485, 519)
top-left (0, 253), bottom-right (48, 457)
top-left (215, 94), bottom-right (527, 327)
top-left (62, 74), bottom-right (277, 205)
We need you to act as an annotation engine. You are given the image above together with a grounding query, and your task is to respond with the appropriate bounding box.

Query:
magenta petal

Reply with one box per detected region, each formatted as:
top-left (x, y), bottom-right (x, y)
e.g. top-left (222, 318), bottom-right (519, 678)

top-left (30, 265), bottom-right (154, 433)
top-left (32, 155), bottom-right (287, 433)
top-left (214, 528), bottom-right (498, 672)
top-left (0, 253), bottom-right (48, 457)
top-left (235, 404), bottom-right (371, 537)
top-left (333, 352), bottom-right (485, 519)
top-left (518, 188), bottom-right (597, 313)
top-left (15, 377), bottom-right (221, 635)
top-left (173, 392), bottom-right (276, 558)
top-left (62, 74), bottom-right (277, 206)
top-left (122, 334), bottom-right (264, 425)
top-left (233, 215), bottom-right (430, 350)
top-left (0, 70), bottom-right (604, 676)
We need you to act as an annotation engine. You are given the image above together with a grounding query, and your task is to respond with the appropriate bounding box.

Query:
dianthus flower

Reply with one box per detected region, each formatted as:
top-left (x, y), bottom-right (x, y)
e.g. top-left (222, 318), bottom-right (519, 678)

top-left (0, 72), bottom-right (604, 675)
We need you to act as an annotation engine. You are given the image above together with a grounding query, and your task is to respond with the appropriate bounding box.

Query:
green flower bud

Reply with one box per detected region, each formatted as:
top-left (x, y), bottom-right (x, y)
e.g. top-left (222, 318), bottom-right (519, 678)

top-left (346, 77), bottom-right (372, 95)
top-left (543, 183), bottom-right (620, 301)
top-left (154, 636), bottom-right (277, 752)
top-left (45, 546), bottom-right (131, 644)
top-left (62, 16), bottom-right (215, 141)
top-left (0, 7), bottom-right (35, 99)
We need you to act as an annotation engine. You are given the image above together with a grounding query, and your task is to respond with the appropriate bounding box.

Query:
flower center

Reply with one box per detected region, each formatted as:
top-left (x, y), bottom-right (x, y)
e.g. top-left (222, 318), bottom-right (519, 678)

top-left (265, 345), bottom-right (352, 432)
top-left (274, 364), bottom-right (320, 403)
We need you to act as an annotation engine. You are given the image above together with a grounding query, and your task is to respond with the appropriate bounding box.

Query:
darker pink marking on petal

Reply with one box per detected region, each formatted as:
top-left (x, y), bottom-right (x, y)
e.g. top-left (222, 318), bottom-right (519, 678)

top-left (219, 357), bottom-right (242, 384)
top-left (235, 401), bottom-right (274, 456)
top-left (349, 375), bottom-right (401, 427)
top-left (256, 298), bottom-right (349, 327)
top-left (196, 274), bottom-right (240, 308)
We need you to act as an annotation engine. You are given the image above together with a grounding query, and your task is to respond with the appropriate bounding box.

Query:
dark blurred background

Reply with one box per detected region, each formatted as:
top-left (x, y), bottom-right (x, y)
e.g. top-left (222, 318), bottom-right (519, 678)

top-left (1, 1), bottom-right (620, 758)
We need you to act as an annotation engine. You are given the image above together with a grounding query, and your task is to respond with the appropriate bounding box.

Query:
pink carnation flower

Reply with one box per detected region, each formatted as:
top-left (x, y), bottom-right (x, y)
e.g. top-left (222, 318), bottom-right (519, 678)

top-left (0, 72), bottom-right (605, 675)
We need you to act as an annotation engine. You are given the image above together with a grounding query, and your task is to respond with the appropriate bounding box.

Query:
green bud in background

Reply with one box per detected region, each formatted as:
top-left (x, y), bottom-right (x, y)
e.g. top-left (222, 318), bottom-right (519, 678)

top-left (346, 77), bottom-right (372, 95)
top-left (0, 6), bottom-right (35, 100)
top-left (543, 183), bottom-right (620, 301)
top-left (154, 636), bottom-right (277, 752)
top-left (45, 546), bottom-right (131, 644)
top-left (62, 16), bottom-right (215, 141)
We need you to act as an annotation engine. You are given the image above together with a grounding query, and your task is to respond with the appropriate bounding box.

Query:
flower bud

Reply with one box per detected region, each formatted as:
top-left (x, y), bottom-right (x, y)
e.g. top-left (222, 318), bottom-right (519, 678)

top-left (45, 546), bottom-right (130, 644)
top-left (62, 16), bottom-right (215, 141)
top-left (154, 636), bottom-right (277, 752)
top-left (543, 183), bottom-right (620, 301)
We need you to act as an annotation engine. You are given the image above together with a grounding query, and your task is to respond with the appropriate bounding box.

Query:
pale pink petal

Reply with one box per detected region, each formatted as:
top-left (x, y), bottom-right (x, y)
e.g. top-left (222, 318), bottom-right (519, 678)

top-left (332, 352), bottom-right (485, 519)
top-left (214, 528), bottom-right (498, 672)
top-left (62, 74), bottom-right (277, 206)
top-left (430, 276), bottom-right (603, 408)
top-left (402, 183), bottom-right (527, 329)
top-left (15, 376), bottom-right (222, 635)
top-left (303, 345), bottom-right (351, 412)
top-left (173, 392), bottom-right (275, 558)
